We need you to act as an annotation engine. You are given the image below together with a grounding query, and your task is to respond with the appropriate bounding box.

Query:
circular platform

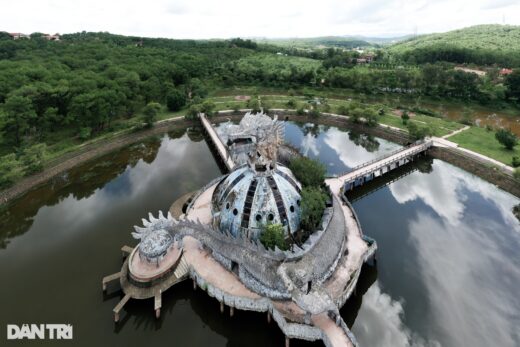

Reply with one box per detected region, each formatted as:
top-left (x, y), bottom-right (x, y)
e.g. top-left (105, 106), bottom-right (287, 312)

top-left (128, 242), bottom-right (182, 283)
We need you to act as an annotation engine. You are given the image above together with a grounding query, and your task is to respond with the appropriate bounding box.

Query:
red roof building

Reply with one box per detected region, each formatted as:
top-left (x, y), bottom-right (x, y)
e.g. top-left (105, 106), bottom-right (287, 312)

top-left (499, 68), bottom-right (513, 76)
top-left (8, 33), bottom-right (29, 40)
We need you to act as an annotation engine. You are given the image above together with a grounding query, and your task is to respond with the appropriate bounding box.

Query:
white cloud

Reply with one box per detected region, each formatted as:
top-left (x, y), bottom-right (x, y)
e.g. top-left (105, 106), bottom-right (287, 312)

top-left (1, 0), bottom-right (519, 39)
top-left (323, 127), bottom-right (401, 168)
top-left (389, 160), bottom-right (520, 229)
top-left (353, 160), bottom-right (520, 346)
top-left (352, 282), bottom-right (440, 347)
top-left (407, 212), bottom-right (520, 346)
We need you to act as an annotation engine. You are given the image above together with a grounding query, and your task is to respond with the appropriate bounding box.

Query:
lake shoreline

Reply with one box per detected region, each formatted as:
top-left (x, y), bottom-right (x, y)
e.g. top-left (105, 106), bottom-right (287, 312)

top-left (1, 111), bottom-right (518, 207)
top-left (0, 116), bottom-right (194, 206)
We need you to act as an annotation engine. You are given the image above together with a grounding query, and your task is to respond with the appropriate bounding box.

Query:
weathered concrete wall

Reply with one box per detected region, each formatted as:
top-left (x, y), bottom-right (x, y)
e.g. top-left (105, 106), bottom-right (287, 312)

top-left (189, 268), bottom-right (328, 342)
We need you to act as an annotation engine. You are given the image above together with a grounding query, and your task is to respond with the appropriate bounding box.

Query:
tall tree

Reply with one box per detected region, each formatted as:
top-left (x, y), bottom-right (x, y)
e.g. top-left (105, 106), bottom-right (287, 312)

top-left (166, 88), bottom-right (186, 112)
top-left (505, 70), bottom-right (520, 100)
top-left (2, 95), bottom-right (37, 146)
top-left (142, 102), bottom-right (161, 128)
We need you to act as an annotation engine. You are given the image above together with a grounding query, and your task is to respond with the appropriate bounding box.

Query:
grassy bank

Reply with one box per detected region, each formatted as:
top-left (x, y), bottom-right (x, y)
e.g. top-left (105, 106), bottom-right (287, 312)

top-left (1, 88), bottom-right (517, 195)
top-left (449, 126), bottom-right (520, 166)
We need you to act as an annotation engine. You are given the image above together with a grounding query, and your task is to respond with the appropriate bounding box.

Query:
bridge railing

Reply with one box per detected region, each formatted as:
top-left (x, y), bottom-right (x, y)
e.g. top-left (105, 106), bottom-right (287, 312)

top-left (341, 141), bottom-right (432, 184)
top-left (338, 140), bottom-right (430, 178)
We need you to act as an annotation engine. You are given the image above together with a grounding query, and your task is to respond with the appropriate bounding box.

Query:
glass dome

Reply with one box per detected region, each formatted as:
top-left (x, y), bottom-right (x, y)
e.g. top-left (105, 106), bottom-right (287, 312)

top-left (212, 164), bottom-right (302, 240)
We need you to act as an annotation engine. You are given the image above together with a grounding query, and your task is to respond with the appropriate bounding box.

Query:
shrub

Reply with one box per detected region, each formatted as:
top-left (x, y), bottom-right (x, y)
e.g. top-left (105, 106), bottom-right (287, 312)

top-left (495, 129), bottom-right (518, 150)
top-left (401, 111), bottom-right (410, 124)
top-left (350, 108), bottom-right (364, 123)
top-left (79, 127), bottom-right (92, 140)
top-left (0, 154), bottom-right (23, 189)
top-left (407, 122), bottom-right (432, 141)
top-left (289, 157), bottom-right (326, 188)
top-left (296, 107), bottom-right (305, 116)
top-left (365, 109), bottom-right (378, 127)
top-left (286, 99), bottom-right (297, 109)
top-left (300, 187), bottom-right (328, 232)
top-left (337, 105), bottom-right (348, 116)
top-left (200, 100), bottom-right (216, 117)
top-left (142, 102), bottom-right (161, 128)
top-left (247, 98), bottom-right (261, 113)
top-left (21, 144), bottom-right (46, 175)
top-left (514, 168), bottom-right (520, 180)
top-left (260, 223), bottom-right (287, 250)
top-left (185, 104), bottom-right (201, 120)
top-left (512, 156), bottom-right (520, 168)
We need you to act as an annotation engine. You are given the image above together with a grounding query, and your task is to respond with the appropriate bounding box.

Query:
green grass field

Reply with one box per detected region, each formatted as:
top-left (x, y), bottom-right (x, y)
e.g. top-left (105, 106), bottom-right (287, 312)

top-left (449, 126), bottom-right (519, 166)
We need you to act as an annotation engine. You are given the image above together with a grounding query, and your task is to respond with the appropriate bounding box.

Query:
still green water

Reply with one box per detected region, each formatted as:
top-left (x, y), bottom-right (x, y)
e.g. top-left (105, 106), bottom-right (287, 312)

top-left (0, 122), bottom-right (518, 347)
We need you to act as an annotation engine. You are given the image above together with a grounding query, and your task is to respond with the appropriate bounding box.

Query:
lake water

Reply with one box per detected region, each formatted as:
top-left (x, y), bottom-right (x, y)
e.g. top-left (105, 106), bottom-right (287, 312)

top-left (0, 122), bottom-right (518, 347)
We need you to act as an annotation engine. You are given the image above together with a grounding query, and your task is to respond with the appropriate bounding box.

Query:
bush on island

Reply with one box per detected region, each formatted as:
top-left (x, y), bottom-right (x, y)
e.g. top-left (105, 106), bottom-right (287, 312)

top-left (260, 223), bottom-right (288, 251)
top-left (289, 157), bottom-right (326, 188)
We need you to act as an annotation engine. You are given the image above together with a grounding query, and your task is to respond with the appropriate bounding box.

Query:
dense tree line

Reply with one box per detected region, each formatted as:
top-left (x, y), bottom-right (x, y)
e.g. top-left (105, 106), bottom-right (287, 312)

top-left (396, 45), bottom-right (520, 68)
top-left (323, 63), bottom-right (510, 103)
top-left (0, 30), bottom-right (518, 161)
top-left (0, 32), bottom-right (254, 152)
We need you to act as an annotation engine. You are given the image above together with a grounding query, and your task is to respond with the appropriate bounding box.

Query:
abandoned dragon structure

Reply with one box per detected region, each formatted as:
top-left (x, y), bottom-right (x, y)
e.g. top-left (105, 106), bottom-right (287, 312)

top-left (102, 112), bottom-right (378, 347)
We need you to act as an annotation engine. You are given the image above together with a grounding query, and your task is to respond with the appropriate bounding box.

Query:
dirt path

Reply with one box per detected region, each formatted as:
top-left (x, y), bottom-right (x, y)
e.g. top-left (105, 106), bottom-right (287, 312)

top-left (0, 116), bottom-right (191, 206)
top-left (442, 125), bottom-right (470, 139)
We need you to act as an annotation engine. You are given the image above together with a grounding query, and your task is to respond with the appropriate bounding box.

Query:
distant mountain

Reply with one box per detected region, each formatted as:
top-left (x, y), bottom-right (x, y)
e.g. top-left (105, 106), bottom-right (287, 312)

top-left (344, 35), bottom-right (413, 45)
top-left (254, 33), bottom-right (414, 49)
top-left (389, 24), bottom-right (520, 58)
top-left (255, 36), bottom-right (374, 49)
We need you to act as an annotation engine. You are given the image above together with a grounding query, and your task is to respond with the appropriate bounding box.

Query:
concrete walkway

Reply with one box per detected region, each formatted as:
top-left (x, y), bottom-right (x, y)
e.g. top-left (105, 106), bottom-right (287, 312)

top-left (312, 313), bottom-right (354, 347)
top-left (183, 236), bottom-right (261, 299)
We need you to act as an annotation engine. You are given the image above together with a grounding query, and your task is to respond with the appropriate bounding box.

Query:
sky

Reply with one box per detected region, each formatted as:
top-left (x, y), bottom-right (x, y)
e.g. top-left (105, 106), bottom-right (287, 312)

top-left (2, 0), bottom-right (520, 39)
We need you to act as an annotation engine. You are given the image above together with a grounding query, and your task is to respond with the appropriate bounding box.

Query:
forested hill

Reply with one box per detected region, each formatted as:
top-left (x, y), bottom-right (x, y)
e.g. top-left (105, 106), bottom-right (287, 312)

top-left (256, 36), bottom-right (373, 48)
top-left (0, 31), bottom-right (320, 154)
top-left (388, 25), bottom-right (520, 67)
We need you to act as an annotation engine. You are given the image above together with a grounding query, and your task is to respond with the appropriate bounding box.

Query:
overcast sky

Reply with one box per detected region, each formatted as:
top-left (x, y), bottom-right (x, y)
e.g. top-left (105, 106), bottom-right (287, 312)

top-left (3, 0), bottom-right (520, 39)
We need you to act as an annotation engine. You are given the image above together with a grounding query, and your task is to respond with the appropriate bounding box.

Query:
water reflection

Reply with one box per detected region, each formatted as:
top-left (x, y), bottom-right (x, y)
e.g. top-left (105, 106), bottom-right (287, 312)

top-left (0, 128), bottom-right (228, 347)
top-left (347, 157), bottom-right (434, 203)
top-left (284, 122), bottom-right (401, 175)
top-left (389, 160), bottom-right (520, 228)
top-left (1, 121), bottom-right (519, 347)
top-left (351, 159), bottom-right (520, 347)
top-left (0, 136), bottom-right (164, 249)
top-left (352, 282), bottom-right (439, 347)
